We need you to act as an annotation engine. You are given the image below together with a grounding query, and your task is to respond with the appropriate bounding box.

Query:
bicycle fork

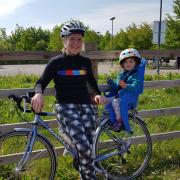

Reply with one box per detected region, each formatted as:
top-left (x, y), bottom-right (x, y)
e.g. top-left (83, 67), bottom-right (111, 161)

top-left (14, 127), bottom-right (37, 173)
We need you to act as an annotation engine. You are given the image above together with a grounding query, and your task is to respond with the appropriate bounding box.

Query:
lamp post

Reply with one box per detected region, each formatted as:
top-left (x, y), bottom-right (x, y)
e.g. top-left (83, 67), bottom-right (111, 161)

top-left (96, 32), bottom-right (100, 49)
top-left (157, 0), bottom-right (163, 75)
top-left (110, 17), bottom-right (115, 49)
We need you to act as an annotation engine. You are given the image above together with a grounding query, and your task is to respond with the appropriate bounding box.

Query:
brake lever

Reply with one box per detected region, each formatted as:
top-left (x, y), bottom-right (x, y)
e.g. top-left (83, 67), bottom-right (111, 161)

top-left (21, 95), bottom-right (32, 113)
top-left (22, 98), bottom-right (27, 114)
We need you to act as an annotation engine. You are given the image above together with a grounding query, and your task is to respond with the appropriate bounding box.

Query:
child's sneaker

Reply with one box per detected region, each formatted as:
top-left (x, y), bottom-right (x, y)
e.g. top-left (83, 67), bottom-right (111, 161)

top-left (113, 120), bottom-right (122, 131)
top-left (113, 121), bottom-right (121, 131)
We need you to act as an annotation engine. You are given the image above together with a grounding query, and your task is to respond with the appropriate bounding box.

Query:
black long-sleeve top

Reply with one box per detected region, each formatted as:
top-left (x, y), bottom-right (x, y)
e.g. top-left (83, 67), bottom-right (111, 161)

top-left (35, 53), bottom-right (101, 104)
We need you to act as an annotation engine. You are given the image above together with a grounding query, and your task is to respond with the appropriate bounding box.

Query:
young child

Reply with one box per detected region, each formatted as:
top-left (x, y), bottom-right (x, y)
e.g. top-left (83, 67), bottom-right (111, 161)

top-left (105, 48), bottom-right (142, 131)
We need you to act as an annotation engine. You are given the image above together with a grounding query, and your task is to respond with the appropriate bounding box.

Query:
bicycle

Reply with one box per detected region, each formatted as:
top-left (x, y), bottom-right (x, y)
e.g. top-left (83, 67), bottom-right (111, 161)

top-left (0, 92), bottom-right (152, 180)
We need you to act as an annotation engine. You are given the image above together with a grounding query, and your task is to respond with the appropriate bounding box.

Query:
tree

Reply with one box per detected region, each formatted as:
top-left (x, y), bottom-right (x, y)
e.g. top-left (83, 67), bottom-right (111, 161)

top-left (84, 28), bottom-right (99, 43)
top-left (84, 28), bottom-right (104, 50)
top-left (9, 25), bottom-right (50, 51)
top-left (165, 0), bottom-right (180, 48)
top-left (126, 23), bottom-right (152, 50)
top-left (0, 28), bottom-right (12, 50)
top-left (99, 31), bottom-right (111, 50)
top-left (173, 0), bottom-right (180, 18)
top-left (111, 23), bottom-right (152, 50)
top-left (113, 30), bottom-right (130, 50)
top-left (48, 25), bottom-right (63, 51)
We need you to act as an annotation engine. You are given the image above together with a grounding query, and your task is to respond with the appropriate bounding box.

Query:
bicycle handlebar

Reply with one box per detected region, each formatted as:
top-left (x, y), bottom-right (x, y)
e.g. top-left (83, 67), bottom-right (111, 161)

top-left (8, 93), bottom-right (54, 116)
top-left (8, 94), bottom-right (32, 113)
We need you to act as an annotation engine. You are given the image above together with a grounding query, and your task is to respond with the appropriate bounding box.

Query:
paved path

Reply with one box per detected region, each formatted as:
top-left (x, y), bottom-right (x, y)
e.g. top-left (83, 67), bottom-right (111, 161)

top-left (0, 63), bottom-right (179, 76)
top-left (0, 64), bottom-right (46, 76)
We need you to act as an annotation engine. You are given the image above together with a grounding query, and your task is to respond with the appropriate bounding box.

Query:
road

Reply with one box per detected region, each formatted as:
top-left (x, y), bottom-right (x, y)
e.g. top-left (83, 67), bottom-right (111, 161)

top-left (0, 62), bottom-right (179, 76)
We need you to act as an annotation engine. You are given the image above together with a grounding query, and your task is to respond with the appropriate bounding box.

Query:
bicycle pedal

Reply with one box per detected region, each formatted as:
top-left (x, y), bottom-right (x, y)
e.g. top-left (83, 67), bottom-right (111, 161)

top-left (127, 150), bottom-right (131, 154)
top-left (122, 157), bottom-right (126, 164)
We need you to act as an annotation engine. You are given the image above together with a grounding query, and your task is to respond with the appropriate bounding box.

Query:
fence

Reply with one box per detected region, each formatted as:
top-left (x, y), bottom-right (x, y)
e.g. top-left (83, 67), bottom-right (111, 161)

top-left (1, 46), bottom-right (180, 78)
top-left (0, 46), bottom-right (180, 163)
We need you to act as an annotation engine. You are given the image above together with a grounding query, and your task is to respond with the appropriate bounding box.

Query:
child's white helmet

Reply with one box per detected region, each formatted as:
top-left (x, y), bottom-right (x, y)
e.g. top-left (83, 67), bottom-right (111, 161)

top-left (119, 48), bottom-right (141, 65)
top-left (60, 20), bottom-right (85, 37)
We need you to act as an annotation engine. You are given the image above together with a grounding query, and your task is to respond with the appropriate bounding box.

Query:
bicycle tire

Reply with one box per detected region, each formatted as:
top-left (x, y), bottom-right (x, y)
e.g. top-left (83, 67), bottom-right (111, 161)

top-left (94, 114), bottom-right (152, 180)
top-left (0, 130), bottom-right (57, 179)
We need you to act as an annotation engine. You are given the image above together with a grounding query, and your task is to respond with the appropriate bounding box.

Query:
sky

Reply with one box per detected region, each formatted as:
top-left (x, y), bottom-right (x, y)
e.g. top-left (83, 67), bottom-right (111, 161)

top-left (0, 0), bottom-right (175, 35)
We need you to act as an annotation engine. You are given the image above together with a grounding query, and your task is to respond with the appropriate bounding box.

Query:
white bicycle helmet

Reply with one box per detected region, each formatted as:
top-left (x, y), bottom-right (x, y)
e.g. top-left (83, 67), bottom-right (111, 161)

top-left (60, 20), bottom-right (85, 37)
top-left (119, 48), bottom-right (141, 65)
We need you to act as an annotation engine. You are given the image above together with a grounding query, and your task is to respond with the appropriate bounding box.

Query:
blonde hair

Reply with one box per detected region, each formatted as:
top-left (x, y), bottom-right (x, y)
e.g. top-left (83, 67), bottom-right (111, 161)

top-left (61, 36), bottom-right (67, 53)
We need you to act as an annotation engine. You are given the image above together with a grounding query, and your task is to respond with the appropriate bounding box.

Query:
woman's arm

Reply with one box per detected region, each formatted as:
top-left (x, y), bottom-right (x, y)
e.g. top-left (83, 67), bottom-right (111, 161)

top-left (86, 59), bottom-right (107, 104)
top-left (34, 59), bottom-right (56, 94)
top-left (31, 59), bottom-right (56, 112)
top-left (86, 59), bottom-right (101, 95)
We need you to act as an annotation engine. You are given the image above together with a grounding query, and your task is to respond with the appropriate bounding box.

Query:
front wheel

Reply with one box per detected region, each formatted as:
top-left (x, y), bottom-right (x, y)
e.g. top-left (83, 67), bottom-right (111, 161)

top-left (94, 115), bottom-right (152, 180)
top-left (0, 130), bottom-right (57, 179)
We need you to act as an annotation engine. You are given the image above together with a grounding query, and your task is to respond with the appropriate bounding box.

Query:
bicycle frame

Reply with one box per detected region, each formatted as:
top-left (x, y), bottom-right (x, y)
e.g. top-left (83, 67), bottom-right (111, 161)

top-left (15, 112), bottom-right (126, 173)
top-left (14, 113), bottom-right (77, 171)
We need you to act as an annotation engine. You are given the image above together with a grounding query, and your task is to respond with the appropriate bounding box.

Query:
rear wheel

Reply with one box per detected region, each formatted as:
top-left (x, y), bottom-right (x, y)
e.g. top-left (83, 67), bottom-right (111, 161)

top-left (0, 130), bottom-right (57, 179)
top-left (94, 115), bottom-right (152, 180)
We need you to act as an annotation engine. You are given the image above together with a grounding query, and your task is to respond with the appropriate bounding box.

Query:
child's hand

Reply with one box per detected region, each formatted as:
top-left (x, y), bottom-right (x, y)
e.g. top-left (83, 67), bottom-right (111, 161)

top-left (119, 80), bottom-right (127, 88)
top-left (94, 95), bottom-right (107, 105)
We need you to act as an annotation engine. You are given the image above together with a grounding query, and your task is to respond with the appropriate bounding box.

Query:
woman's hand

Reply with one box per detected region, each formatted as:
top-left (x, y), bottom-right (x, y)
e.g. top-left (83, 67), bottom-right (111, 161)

top-left (94, 95), bottom-right (107, 105)
top-left (31, 93), bottom-right (44, 113)
top-left (119, 80), bottom-right (127, 88)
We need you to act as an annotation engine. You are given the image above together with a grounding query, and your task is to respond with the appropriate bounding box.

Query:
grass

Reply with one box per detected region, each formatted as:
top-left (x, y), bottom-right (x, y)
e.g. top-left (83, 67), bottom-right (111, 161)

top-left (98, 71), bottom-right (180, 84)
top-left (0, 74), bottom-right (38, 88)
top-left (138, 87), bottom-right (180, 110)
top-left (143, 139), bottom-right (180, 180)
top-left (0, 73), bottom-right (179, 179)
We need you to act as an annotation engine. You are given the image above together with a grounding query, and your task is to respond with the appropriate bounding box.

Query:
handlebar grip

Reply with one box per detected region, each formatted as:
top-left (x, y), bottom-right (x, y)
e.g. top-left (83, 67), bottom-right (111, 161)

top-left (8, 94), bottom-right (21, 103)
top-left (8, 93), bottom-right (51, 116)
top-left (27, 91), bottom-right (35, 98)
top-left (8, 94), bottom-right (24, 112)
top-left (22, 95), bottom-right (31, 103)
top-left (8, 94), bottom-right (32, 113)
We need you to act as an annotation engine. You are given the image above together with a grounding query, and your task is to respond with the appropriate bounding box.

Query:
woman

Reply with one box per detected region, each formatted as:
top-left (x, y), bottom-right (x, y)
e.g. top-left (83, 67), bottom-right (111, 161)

top-left (31, 20), bottom-right (106, 180)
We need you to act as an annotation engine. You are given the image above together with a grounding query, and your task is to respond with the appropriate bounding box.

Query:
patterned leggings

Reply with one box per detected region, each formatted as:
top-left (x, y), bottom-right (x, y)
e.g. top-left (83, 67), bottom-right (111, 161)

top-left (55, 103), bottom-right (97, 180)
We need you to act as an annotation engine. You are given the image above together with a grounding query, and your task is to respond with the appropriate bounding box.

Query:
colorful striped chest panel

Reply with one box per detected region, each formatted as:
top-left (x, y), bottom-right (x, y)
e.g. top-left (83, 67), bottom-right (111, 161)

top-left (57, 69), bottom-right (87, 76)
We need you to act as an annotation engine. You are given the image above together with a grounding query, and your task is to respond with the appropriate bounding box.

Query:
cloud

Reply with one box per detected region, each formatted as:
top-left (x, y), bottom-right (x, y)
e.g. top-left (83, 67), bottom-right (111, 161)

top-left (78, 1), bottom-right (174, 34)
top-left (0, 0), bottom-right (35, 18)
top-left (33, 22), bottom-right (57, 30)
top-left (0, 0), bottom-right (174, 35)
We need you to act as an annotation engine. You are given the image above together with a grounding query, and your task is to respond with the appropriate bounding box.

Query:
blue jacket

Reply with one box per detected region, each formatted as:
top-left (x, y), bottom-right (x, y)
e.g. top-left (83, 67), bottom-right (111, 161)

top-left (107, 65), bottom-right (141, 97)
